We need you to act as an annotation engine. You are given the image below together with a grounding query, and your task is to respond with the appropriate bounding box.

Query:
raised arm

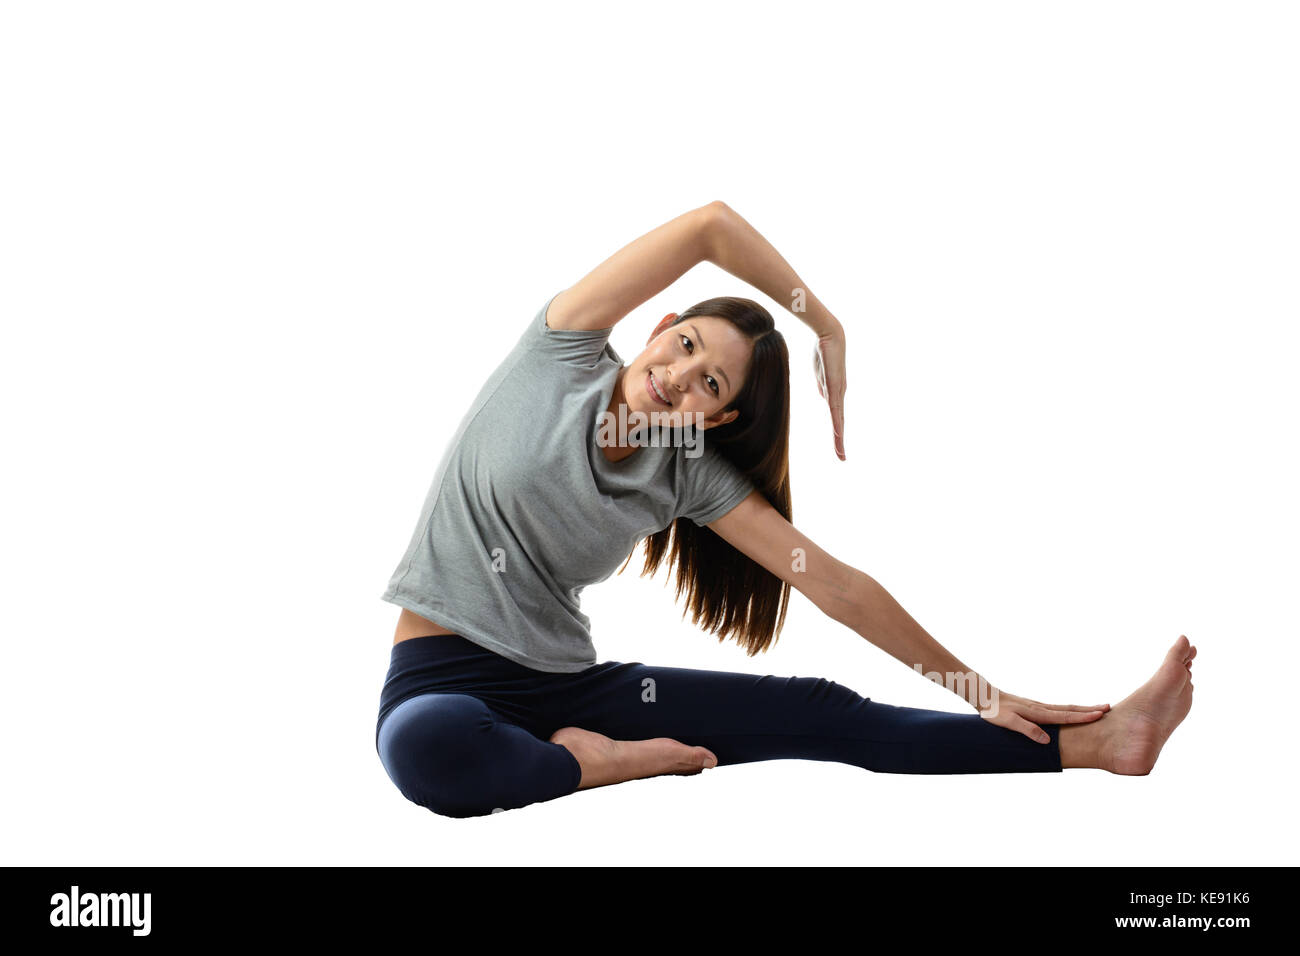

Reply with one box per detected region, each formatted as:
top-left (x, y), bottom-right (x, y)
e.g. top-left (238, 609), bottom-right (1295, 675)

top-left (706, 201), bottom-right (847, 459)
top-left (544, 202), bottom-right (722, 333)
top-left (703, 202), bottom-right (841, 338)
top-left (550, 200), bottom-right (847, 457)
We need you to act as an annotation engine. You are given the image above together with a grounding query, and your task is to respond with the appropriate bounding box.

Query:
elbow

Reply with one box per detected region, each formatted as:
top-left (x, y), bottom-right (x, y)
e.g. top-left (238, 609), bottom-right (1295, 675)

top-left (700, 201), bottom-right (734, 262)
top-left (706, 199), bottom-right (737, 226)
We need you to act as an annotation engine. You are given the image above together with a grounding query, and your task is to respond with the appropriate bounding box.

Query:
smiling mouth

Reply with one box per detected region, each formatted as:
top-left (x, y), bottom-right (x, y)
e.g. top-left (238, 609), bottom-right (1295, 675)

top-left (648, 370), bottom-right (672, 406)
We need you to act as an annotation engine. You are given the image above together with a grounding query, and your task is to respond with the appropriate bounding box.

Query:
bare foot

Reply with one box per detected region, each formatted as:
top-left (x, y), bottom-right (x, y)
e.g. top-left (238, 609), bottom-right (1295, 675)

top-left (1066, 635), bottom-right (1196, 774)
top-left (549, 726), bottom-right (718, 790)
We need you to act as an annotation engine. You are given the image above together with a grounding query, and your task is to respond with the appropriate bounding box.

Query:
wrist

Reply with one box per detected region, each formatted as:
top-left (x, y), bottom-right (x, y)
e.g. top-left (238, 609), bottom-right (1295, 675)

top-left (967, 676), bottom-right (1000, 712)
top-left (807, 305), bottom-right (841, 340)
top-left (816, 315), bottom-right (843, 340)
top-left (913, 661), bottom-right (993, 709)
top-left (788, 287), bottom-right (839, 339)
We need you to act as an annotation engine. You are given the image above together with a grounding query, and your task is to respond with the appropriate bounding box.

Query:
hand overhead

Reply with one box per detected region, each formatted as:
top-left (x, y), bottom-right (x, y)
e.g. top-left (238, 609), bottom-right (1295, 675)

top-left (813, 323), bottom-right (847, 460)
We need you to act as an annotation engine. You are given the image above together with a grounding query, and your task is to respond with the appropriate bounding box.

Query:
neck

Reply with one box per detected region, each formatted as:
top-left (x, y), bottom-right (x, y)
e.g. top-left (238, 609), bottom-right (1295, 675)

top-left (604, 365), bottom-right (625, 422)
top-left (601, 366), bottom-right (641, 461)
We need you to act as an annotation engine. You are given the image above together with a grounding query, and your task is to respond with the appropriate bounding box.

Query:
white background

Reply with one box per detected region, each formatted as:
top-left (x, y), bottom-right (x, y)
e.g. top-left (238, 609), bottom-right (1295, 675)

top-left (3, 1), bottom-right (1295, 866)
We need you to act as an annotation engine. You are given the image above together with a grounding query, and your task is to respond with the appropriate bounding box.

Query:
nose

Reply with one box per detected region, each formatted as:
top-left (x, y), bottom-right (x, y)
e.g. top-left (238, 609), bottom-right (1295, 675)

top-left (666, 362), bottom-right (693, 392)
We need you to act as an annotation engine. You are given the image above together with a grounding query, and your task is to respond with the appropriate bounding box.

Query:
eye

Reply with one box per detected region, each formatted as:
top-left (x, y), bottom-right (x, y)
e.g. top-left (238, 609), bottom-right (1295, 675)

top-left (680, 335), bottom-right (719, 396)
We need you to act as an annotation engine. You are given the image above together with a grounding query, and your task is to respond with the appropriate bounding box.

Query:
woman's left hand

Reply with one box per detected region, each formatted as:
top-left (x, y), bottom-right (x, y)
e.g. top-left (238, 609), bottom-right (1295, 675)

top-left (812, 322), bottom-right (847, 460)
top-left (977, 689), bottom-right (1111, 744)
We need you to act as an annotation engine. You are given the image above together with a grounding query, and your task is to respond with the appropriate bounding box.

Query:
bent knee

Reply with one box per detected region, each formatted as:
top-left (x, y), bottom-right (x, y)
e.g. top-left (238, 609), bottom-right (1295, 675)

top-left (378, 694), bottom-right (500, 816)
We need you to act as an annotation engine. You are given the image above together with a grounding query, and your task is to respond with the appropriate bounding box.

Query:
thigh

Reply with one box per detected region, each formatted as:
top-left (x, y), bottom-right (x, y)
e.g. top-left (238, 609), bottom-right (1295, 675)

top-left (376, 693), bottom-right (583, 817)
top-left (550, 661), bottom-right (868, 756)
top-left (548, 661), bottom-right (1062, 774)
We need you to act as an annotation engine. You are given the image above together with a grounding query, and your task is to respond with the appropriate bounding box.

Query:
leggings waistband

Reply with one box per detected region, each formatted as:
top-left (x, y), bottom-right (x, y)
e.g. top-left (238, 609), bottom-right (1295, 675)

top-left (389, 633), bottom-right (483, 662)
top-left (377, 633), bottom-right (546, 749)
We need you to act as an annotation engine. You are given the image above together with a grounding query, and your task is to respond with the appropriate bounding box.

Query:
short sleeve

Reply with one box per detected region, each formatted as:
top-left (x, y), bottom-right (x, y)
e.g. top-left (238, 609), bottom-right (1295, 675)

top-left (678, 443), bottom-right (757, 527)
top-left (515, 291), bottom-right (622, 368)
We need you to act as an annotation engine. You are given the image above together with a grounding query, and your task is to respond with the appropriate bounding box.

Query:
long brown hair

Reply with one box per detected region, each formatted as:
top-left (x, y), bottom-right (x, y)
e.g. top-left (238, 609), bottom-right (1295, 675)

top-left (620, 296), bottom-right (792, 656)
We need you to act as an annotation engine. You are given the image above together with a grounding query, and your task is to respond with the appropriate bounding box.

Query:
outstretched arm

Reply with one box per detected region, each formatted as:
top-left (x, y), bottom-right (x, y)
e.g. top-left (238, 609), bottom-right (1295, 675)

top-left (708, 491), bottom-right (986, 702)
top-left (707, 491), bottom-right (1109, 742)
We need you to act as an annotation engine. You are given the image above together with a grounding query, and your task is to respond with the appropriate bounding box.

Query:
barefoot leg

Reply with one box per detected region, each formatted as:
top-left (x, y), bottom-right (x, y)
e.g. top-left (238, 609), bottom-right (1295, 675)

top-left (1059, 635), bottom-right (1196, 774)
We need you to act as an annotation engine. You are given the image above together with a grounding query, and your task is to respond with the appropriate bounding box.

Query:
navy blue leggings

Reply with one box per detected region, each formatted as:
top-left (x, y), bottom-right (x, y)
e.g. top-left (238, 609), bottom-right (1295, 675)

top-left (375, 634), bottom-right (1063, 818)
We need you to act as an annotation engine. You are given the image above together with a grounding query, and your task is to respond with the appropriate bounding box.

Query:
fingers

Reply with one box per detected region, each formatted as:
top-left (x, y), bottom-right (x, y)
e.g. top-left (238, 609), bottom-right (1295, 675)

top-left (1024, 702), bottom-right (1107, 723)
top-left (1038, 703), bottom-right (1111, 712)
top-left (1013, 718), bottom-right (1052, 745)
top-left (1020, 697), bottom-right (1111, 712)
top-left (814, 341), bottom-right (847, 458)
top-left (1054, 709), bottom-right (1107, 724)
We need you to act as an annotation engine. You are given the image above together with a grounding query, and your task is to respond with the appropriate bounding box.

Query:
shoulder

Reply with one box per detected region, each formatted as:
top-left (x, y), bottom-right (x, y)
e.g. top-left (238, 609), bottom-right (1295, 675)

top-left (542, 287), bottom-right (600, 332)
top-left (543, 288), bottom-right (576, 330)
top-left (517, 291), bottom-right (622, 367)
top-left (676, 440), bottom-right (756, 527)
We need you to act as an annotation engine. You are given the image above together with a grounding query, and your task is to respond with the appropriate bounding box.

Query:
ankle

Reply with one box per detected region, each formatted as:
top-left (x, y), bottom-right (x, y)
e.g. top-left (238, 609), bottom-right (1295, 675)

top-left (1059, 721), bottom-right (1103, 770)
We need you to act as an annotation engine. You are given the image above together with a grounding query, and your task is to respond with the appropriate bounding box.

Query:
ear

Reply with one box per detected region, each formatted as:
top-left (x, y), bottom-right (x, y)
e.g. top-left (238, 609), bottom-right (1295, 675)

top-left (648, 313), bottom-right (678, 345)
top-left (698, 407), bottom-right (739, 430)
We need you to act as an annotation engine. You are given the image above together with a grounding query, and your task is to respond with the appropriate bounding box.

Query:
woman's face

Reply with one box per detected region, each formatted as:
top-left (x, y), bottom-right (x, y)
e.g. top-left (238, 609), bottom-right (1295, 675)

top-left (618, 314), bottom-right (752, 430)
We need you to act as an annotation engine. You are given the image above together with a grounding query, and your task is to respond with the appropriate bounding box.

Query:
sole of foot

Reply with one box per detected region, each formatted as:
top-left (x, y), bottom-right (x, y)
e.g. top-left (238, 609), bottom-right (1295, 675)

top-left (549, 726), bottom-right (718, 790)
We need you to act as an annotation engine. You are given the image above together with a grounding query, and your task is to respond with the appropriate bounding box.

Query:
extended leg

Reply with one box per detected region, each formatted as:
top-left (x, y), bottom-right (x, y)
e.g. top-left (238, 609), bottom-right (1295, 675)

top-left (550, 634), bottom-right (1197, 785)
top-left (547, 662), bottom-right (1063, 776)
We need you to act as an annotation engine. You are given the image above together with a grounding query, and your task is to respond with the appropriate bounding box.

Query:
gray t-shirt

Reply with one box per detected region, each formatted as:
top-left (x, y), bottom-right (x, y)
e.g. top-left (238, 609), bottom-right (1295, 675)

top-left (381, 291), bottom-right (757, 672)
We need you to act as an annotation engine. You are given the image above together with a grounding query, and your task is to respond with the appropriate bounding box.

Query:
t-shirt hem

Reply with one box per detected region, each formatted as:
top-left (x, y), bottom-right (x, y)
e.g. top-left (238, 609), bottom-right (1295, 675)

top-left (379, 591), bottom-right (597, 674)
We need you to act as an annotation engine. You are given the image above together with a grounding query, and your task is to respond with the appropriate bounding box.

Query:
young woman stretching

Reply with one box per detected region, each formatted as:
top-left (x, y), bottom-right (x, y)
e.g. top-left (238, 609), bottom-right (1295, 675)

top-left (375, 201), bottom-right (1196, 818)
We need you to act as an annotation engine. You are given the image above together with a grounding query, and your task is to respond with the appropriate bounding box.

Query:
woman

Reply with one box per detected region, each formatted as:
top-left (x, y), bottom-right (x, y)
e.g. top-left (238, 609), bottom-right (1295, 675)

top-left (375, 201), bottom-right (1196, 818)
